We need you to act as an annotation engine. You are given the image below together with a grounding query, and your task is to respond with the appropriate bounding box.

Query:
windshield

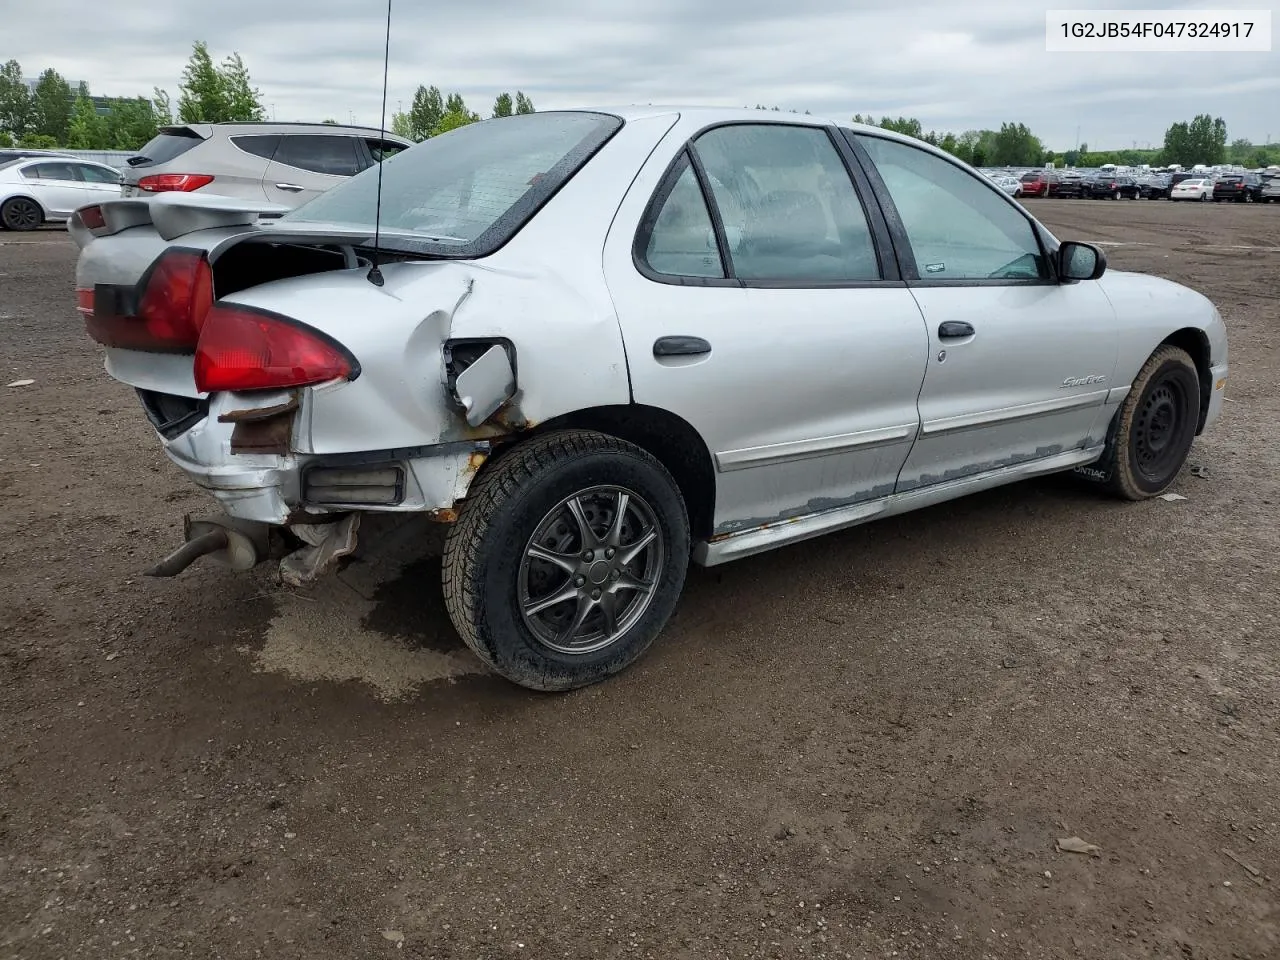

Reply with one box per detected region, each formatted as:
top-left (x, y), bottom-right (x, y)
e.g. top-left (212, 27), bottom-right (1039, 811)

top-left (283, 111), bottom-right (623, 256)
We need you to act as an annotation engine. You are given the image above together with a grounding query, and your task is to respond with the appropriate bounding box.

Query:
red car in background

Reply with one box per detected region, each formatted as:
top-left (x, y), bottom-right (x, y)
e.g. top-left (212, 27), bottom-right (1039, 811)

top-left (1018, 170), bottom-right (1056, 197)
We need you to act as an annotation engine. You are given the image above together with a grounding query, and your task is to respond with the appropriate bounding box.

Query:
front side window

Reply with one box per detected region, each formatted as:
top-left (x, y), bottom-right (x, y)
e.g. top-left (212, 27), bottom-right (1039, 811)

top-left (641, 156), bottom-right (724, 279)
top-left (274, 135), bottom-right (361, 177)
top-left (692, 124), bottom-right (880, 282)
top-left (857, 135), bottom-right (1047, 281)
top-left (285, 112), bottom-right (623, 257)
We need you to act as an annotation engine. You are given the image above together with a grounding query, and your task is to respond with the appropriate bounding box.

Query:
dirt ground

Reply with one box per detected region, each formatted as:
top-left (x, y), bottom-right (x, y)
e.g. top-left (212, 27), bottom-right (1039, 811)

top-left (2, 198), bottom-right (1278, 960)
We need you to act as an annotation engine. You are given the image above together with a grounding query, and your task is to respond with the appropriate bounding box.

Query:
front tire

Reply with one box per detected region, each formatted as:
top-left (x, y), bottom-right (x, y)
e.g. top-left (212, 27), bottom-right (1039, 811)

top-left (442, 429), bottom-right (690, 692)
top-left (1084, 346), bottom-right (1201, 500)
top-left (1, 196), bottom-right (42, 231)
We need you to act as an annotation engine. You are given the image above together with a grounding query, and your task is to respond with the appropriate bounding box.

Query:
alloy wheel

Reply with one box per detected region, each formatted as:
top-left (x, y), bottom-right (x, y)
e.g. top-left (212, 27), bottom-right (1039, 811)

top-left (2, 198), bottom-right (40, 231)
top-left (518, 485), bottom-right (665, 655)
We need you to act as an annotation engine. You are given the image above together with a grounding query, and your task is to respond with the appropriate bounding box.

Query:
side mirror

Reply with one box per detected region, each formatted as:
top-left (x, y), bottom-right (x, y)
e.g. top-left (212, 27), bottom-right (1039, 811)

top-left (1058, 241), bottom-right (1107, 281)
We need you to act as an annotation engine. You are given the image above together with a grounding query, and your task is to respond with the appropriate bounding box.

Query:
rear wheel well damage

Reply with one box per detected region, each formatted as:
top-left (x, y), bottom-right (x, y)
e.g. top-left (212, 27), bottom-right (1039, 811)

top-left (476, 405), bottom-right (717, 542)
top-left (1160, 327), bottom-right (1211, 433)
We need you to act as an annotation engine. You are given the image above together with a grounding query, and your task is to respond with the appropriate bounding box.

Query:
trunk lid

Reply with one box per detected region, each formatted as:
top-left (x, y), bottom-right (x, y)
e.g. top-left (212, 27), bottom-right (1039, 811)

top-left (71, 193), bottom-right (373, 400)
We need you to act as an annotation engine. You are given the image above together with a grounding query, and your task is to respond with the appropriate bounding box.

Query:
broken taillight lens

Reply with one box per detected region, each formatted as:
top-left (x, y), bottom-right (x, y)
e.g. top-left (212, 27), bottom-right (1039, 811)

top-left (81, 249), bottom-right (214, 353)
top-left (136, 173), bottom-right (215, 193)
top-left (194, 305), bottom-right (357, 393)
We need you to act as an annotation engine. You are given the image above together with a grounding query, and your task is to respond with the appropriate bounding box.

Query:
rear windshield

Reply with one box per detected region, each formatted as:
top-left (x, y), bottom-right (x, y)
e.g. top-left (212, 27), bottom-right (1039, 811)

top-left (282, 111), bottom-right (623, 256)
top-left (1019, 173), bottom-right (1040, 182)
top-left (128, 129), bottom-right (204, 167)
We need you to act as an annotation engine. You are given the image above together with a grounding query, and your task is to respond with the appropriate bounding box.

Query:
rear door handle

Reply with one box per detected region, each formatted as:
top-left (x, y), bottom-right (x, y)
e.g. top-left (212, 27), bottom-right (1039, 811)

top-left (275, 183), bottom-right (305, 192)
top-left (653, 336), bottom-right (711, 358)
top-left (938, 321), bottom-right (975, 339)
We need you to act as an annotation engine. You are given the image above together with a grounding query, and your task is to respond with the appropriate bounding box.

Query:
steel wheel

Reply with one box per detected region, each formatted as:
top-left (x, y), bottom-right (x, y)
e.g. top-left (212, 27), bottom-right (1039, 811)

top-left (518, 485), bottom-right (664, 655)
top-left (1, 197), bottom-right (41, 231)
top-left (1131, 380), bottom-right (1193, 484)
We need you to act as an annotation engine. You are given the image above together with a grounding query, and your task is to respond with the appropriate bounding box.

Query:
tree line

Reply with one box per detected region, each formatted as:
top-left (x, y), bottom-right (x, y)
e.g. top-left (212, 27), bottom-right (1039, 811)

top-left (389, 86), bottom-right (535, 142)
top-left (0, 44), bottom-right (538, 152)
top-left (853, 111), bottom-right (1277, 169)
top-left (3, 52), bottom-right (1275, 168)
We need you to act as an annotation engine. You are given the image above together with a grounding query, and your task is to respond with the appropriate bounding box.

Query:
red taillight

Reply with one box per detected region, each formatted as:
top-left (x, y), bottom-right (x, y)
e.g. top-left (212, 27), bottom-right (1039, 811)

top-left (79, 204), bottom-right (106, 230)
top-left (194, 305), bottom-right (357, 393)
top-left (81, 249), bottom-right (213, 352)
top-left (137, 173), bottom-right (215, 193)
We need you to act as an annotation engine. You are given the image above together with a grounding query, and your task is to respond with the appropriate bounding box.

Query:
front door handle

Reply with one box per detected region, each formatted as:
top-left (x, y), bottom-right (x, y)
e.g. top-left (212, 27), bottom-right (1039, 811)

top-left (653, 336), bottom-right (711, 358)
top-left (275, 183), bottom-right (305, 192)
top-left (938, 321), bottom-right (975, 339)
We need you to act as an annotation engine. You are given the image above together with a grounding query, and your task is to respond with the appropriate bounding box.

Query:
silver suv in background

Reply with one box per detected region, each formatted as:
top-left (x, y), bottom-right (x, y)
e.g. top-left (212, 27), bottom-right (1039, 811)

top-left (121, 122), bottom-right (413, 207)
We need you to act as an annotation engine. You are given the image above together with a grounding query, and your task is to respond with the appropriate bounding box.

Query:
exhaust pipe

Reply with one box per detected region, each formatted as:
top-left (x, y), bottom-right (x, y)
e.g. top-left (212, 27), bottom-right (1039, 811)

top-left (145, 516), bottom-right (269, 578)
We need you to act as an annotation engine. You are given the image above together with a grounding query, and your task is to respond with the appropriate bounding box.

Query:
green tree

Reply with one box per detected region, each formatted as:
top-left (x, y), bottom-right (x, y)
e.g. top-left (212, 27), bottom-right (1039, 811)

top-left (407, 84), bottom-right (444, 140)
top-left (66, 84), bottom-right (107, 149)
top-left (514, 91), bottom-right (535, 114)
top-left (105, 96), bottom-right (160, 149)
top-left (938, 132), bottom-right (958, 156)
top-left (879, 116), bottom-right (923, 139)
top-left (178, 41), bottom-right (230, 122)
top-left (492, 92), bottom-right (513, 118)
top-left (432, 93), bottom-right (481, 136)
top-left (390, 111), bottom-right (413, 138)
top-left (31, 69), bottom-right (73, 144)
top-left (0, 59), bottom-right (31, 138)
top-left (1162, 115), bottom-right (1227, 166)
top-left (1227, 137), bottom-right (1252, 165)
top-left (0, 130), bottom-right (14, 147)
top-left (152, 88), bottom-right (173, 126)
top-left (219, 53), bottom-right (265, 121)
top-left (18, 133), bottom-right (59, 149)
top-left (990, 122), bottom-right (1044, 166)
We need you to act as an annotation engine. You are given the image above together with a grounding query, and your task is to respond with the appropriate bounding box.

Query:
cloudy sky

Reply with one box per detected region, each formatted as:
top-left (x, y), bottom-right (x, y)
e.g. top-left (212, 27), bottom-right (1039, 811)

top-left (7, 0), bottom-right (1279, 149)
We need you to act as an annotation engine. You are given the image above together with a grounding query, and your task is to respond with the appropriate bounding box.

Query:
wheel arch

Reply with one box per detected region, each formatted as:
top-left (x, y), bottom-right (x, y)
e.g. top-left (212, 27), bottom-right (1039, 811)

top-left (1160, 327), bottom-right (1212, 433)
top-left (506, 404), bottom-right (717, 542)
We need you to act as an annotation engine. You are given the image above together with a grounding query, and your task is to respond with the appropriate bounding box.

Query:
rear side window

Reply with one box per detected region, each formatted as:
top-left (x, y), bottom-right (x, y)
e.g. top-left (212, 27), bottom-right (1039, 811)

top-left (365, 138), bottom-right (407, 163)
top-left (642, 156), bottom-right (724, 279)
top-left (231, 135), bottom-right (281, 161)
top-left (75, 164), bottom-right (121, 184)
top-left (273, 135), bottom-right (361, 176)
top-left (129, 130), bottom-right (203, 167)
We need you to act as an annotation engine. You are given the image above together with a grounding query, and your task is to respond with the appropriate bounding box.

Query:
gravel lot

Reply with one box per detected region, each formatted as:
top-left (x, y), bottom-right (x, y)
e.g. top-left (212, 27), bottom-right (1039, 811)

top-left (2, 199), bottom-right (1278, 960)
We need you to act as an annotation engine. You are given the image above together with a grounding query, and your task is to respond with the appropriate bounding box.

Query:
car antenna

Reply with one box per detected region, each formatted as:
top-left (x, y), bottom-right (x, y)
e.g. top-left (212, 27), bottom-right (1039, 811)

top-left (366, 0), bottom-right (393, 287)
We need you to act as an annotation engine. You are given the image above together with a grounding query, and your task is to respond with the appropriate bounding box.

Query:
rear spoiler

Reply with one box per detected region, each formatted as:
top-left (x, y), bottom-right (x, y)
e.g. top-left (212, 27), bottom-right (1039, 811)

top-left (68, 193), bottom-right (290, 249)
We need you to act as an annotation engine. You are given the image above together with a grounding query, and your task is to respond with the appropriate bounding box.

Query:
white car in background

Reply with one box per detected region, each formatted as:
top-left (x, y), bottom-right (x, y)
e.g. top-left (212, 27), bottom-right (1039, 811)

top-left (986, 173), bottom-right (1023, 197)
top-left (1171, 178), bottom-right (1213, 202)
top-left (0, 157), bottom-right (122, 230)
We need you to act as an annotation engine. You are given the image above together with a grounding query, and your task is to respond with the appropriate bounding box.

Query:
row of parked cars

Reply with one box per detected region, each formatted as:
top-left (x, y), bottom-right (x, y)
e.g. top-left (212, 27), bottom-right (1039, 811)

top-left (0, 122), bottom-right (413, 230)
top-left (991, 167), bottom-right (1280, 203)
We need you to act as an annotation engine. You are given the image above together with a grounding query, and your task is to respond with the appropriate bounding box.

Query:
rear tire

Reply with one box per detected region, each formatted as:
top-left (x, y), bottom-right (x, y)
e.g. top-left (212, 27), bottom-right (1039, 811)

top-left (1078, 346), bottom-right (1201, 501)
top-left (442, 429), bottom-right (690, 692)
top-left (1, 196), bottom-right (42, 231)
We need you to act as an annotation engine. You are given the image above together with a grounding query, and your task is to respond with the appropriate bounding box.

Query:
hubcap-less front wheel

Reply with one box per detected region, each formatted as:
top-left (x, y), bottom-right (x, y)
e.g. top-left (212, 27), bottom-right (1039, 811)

top-left (1132, 381), bottom-right (1190, 484)
top-left (2, 198), bottom-right (41, 231)
top-left (519, 486), bottom-right (664, 655)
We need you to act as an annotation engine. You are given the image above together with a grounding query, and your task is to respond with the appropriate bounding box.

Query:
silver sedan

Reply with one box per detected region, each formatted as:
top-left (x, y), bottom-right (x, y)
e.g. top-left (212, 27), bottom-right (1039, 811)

top-left (71, 107), bottom-right (1229, 691)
